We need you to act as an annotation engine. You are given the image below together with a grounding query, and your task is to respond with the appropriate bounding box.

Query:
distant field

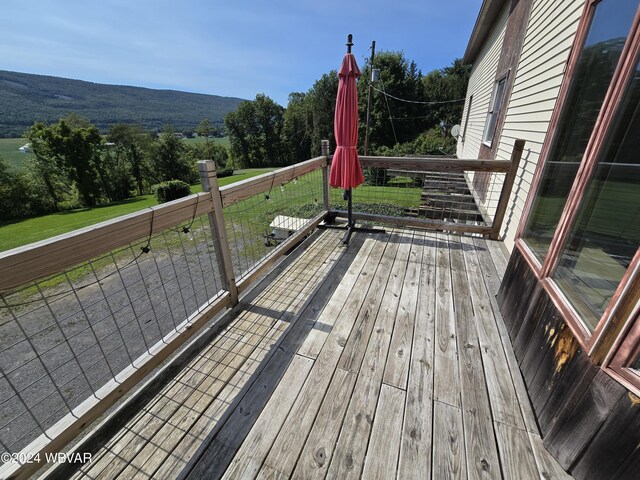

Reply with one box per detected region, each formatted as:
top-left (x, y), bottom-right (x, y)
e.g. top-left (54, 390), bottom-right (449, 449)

top-left (0, 138), bottom-right (28, 170)
top-left (0, 167), bottom-right (274, 252)
top-left (183, 136), bottom-right (230, 148)
top-left (0, 136), bottom-right (230, 171)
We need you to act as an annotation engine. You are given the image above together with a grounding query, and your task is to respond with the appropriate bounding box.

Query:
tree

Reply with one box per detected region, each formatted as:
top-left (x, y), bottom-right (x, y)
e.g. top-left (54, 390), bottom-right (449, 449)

top-left (307, 72), bottom-right (339, 155)
top-left (149, 126), bottom-right (193, 183)
top-left (357, 51), bottom-right (426, 150)
top-left (107, 123), bottom-right (152, 195)
top-left (195, 118), bottom-right (213, 138)
top-left (422, 58), bottom-right (471, 130)
top-left (24, 122), bottom-right (67, 210)
top-left (27, 116), bottom-right (103, 207)
top-left (0, 157), bottom-right (28, 220)
top-left (282, 92), bottom-right (312, 164)
top-left (225, 94), bottom-right (285, 168)
top-left (184, 141), bottom-right (233, 177)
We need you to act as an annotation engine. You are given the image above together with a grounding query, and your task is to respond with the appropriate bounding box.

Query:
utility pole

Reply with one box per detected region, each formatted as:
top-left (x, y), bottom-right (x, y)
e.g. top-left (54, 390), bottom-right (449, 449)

top-left (364, 40), bottom-right (375, 156)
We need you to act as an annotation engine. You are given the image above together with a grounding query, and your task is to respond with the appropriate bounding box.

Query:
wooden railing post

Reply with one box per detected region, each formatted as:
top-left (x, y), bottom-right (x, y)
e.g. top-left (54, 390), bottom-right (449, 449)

top-left (491, 139), bottom-right (525, 240)
top-left (198, 160), bottom-right (239, 306)
top-left (321, 140), bottom-right (330, 211)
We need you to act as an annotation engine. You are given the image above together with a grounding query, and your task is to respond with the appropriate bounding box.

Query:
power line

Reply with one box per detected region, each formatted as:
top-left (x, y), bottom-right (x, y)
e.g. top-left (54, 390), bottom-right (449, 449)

top-left (372, 86), bottom-right (466, 105)
top-left (380, 82), bottom-right (398, 145)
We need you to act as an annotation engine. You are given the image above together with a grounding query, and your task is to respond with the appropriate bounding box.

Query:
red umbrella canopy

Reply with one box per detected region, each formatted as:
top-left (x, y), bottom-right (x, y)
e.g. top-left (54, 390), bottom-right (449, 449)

top-left (329, 52), bottom-right (364, 190)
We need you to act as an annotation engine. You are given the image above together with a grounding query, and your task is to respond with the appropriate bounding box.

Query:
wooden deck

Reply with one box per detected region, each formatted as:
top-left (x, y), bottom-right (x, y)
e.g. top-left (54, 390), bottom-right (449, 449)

top-left (60, 227), bottom-right (571, 480)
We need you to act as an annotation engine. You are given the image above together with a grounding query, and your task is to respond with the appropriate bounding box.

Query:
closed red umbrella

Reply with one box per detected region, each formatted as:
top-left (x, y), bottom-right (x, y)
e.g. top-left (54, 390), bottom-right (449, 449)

top-left (329, 45), bottom-right (364, 189)
top-left (325, 35), bottom-right (382, 245)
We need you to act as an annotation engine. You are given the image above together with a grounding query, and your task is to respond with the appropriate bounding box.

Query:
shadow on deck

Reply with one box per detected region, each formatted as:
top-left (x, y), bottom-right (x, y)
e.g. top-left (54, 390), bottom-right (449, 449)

top-left (50, 228), bottom-right (571, 480)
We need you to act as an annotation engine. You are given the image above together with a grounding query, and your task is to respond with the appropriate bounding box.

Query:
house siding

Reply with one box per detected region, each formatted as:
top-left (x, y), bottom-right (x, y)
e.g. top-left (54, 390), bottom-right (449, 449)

top-left (458, 0), bottom-right (585, 253)
top-left (457, 6), bottom-right (509, 160)
top-left (484, 0), bottom-right (585, 252)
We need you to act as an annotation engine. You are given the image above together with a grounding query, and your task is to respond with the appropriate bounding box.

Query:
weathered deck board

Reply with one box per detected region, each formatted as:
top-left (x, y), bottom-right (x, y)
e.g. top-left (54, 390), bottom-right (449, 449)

top-left (361, 384), bottom-right (405, 479)
top-left (338, 230), bottom-right (402, 373)
top-left (220, 354), bottom-right (313, 479)
top-left (434, 232), bottom-right (462, 408)
top-left (324, 236), bottom-right (410, 480)
top-left (494, 422), bottom-right (539, 480)
top-left (383, 230), bottom-right (420, 389)
top-left (296, 233), bottom-right (380, 359)
top-left (250, 233), bottom-right (399, 479)
top-left (290, 368), bottom-right (357, 480)
top-left (59, 228), bottom-right (572, 480)
top-left (433, 400), bottom-right (467, 479)
top-left (397, 229), bottom-right (436, 480)
top-left (449, 235), bottom-right (501, 480)
top-left (463, 237), bottom-right (526, 431)
top-left (472, 236), bottom-right (540, 435)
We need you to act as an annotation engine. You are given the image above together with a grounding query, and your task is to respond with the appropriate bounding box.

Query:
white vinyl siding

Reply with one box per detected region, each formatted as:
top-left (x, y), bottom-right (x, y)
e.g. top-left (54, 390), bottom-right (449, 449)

top-left (457, 6), bottom-right (509, 159)
top-left (462, 0), bottom-right (585, 253)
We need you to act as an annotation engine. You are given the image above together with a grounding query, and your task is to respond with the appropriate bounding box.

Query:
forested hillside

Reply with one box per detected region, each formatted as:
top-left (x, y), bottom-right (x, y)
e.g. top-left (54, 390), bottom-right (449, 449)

top-left (0, 70), bottom-right (244, 137)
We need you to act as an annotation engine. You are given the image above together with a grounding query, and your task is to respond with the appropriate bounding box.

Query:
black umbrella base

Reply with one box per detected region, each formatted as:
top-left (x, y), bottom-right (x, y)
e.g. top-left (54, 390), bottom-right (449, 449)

top-left (318, 222), bottom-right (385, 245)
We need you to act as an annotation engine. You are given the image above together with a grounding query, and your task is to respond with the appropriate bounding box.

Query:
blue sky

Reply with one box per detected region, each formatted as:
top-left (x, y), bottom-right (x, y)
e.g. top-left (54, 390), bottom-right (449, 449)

top-left (2, 0), bottom-right (482, 105)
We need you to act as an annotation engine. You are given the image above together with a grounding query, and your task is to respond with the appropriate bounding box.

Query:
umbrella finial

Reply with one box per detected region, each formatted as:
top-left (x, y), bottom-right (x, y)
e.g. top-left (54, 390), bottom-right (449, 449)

top-left (346, 34), bottom-right (353, 53)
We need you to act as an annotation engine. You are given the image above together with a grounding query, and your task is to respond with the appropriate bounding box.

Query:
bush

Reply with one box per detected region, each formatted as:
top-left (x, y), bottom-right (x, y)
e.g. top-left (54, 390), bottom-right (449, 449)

top-left (217, 165), bottom-right (234, 178)
top-left (153, 180), bottom-right (191, 203)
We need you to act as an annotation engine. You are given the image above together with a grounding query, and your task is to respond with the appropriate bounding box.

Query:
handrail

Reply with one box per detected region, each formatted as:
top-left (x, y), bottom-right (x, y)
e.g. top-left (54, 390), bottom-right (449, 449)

top-left (0, 157), bottom-right (329, 295)
top-left (358, 155), bottom-right (512, 172)
top-left (220, 156), bottom-right (327, 207)
top-left (0, 192), bottom-right (213, 293)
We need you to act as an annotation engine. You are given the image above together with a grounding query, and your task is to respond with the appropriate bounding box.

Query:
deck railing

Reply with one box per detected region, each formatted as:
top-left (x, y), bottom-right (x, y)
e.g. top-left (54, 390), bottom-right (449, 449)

top-left (329, 139), bottom-right (524, 239)
top-left (0, 140), bottom-right (523, 479)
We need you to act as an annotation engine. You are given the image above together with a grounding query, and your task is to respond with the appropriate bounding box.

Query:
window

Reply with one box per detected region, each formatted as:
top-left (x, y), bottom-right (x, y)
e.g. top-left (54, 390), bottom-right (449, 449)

top-left (553, 59), bottom-right (640, 330)
top-left (482, 74), bottom-right (507, 147)
top-left (517, 0), bottom-right (640, 352)
top-left (462, 95), bottom-right (473, 142)
top-left (522, 0), bottom-right (638, 262)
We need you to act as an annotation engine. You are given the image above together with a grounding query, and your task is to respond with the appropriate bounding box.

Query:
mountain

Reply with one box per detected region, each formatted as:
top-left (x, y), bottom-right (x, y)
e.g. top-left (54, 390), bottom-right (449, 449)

top-left (0, 70), bottom-right (245, 137)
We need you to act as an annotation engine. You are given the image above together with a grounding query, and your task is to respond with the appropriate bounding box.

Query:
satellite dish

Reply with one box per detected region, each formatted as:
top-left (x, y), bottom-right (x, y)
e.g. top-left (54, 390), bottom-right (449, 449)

top-left (450, 124), bottom-right (461, 138)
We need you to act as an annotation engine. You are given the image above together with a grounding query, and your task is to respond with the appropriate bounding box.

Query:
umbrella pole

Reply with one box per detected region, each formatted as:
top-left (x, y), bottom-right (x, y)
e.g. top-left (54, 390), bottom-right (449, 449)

top-left (341, 187), bottom-right (384, 245)
top-left (343, 187), bottom-right (354, 245)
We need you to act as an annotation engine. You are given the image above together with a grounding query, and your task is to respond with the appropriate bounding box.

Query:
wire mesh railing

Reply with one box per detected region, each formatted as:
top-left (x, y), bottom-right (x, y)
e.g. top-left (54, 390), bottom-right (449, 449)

top-left (0, 210), bottom-right (225, 456)
top-left (218, 158), bottom-right (328, 286)
top-left (0, 156), bottom-right (329, 478)
top-left (328, 155), bottom-right (520, 236)
top-left (222, 169), bottom-right (325, 279)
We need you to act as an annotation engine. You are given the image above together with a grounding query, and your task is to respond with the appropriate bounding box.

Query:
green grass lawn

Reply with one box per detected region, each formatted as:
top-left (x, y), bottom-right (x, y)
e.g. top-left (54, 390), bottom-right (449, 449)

top-left (0, 138), bottom-right (28, 170)
top-left (0, 168), bottom-right (275, 252)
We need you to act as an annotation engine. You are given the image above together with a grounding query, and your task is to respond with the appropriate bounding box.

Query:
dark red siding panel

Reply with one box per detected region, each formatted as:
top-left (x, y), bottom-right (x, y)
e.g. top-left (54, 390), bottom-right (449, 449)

top-left (497, 249), bottom-right (539, 339)
top-left (544, 370), bottom-right (625, 469)
top-left (499, 246), bottom-right (640, 478)
top-left (537, 346), bottom-right (595, 434)
top-left (512, 285), bottom-right (546, 362)
top-left (571, 393), bottom-right (640, 479)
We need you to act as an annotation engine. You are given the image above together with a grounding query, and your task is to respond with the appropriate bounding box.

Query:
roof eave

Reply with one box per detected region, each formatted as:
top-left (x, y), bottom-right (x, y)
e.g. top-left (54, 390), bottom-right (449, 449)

top-left (463, 0), bottom-right (509, 65)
